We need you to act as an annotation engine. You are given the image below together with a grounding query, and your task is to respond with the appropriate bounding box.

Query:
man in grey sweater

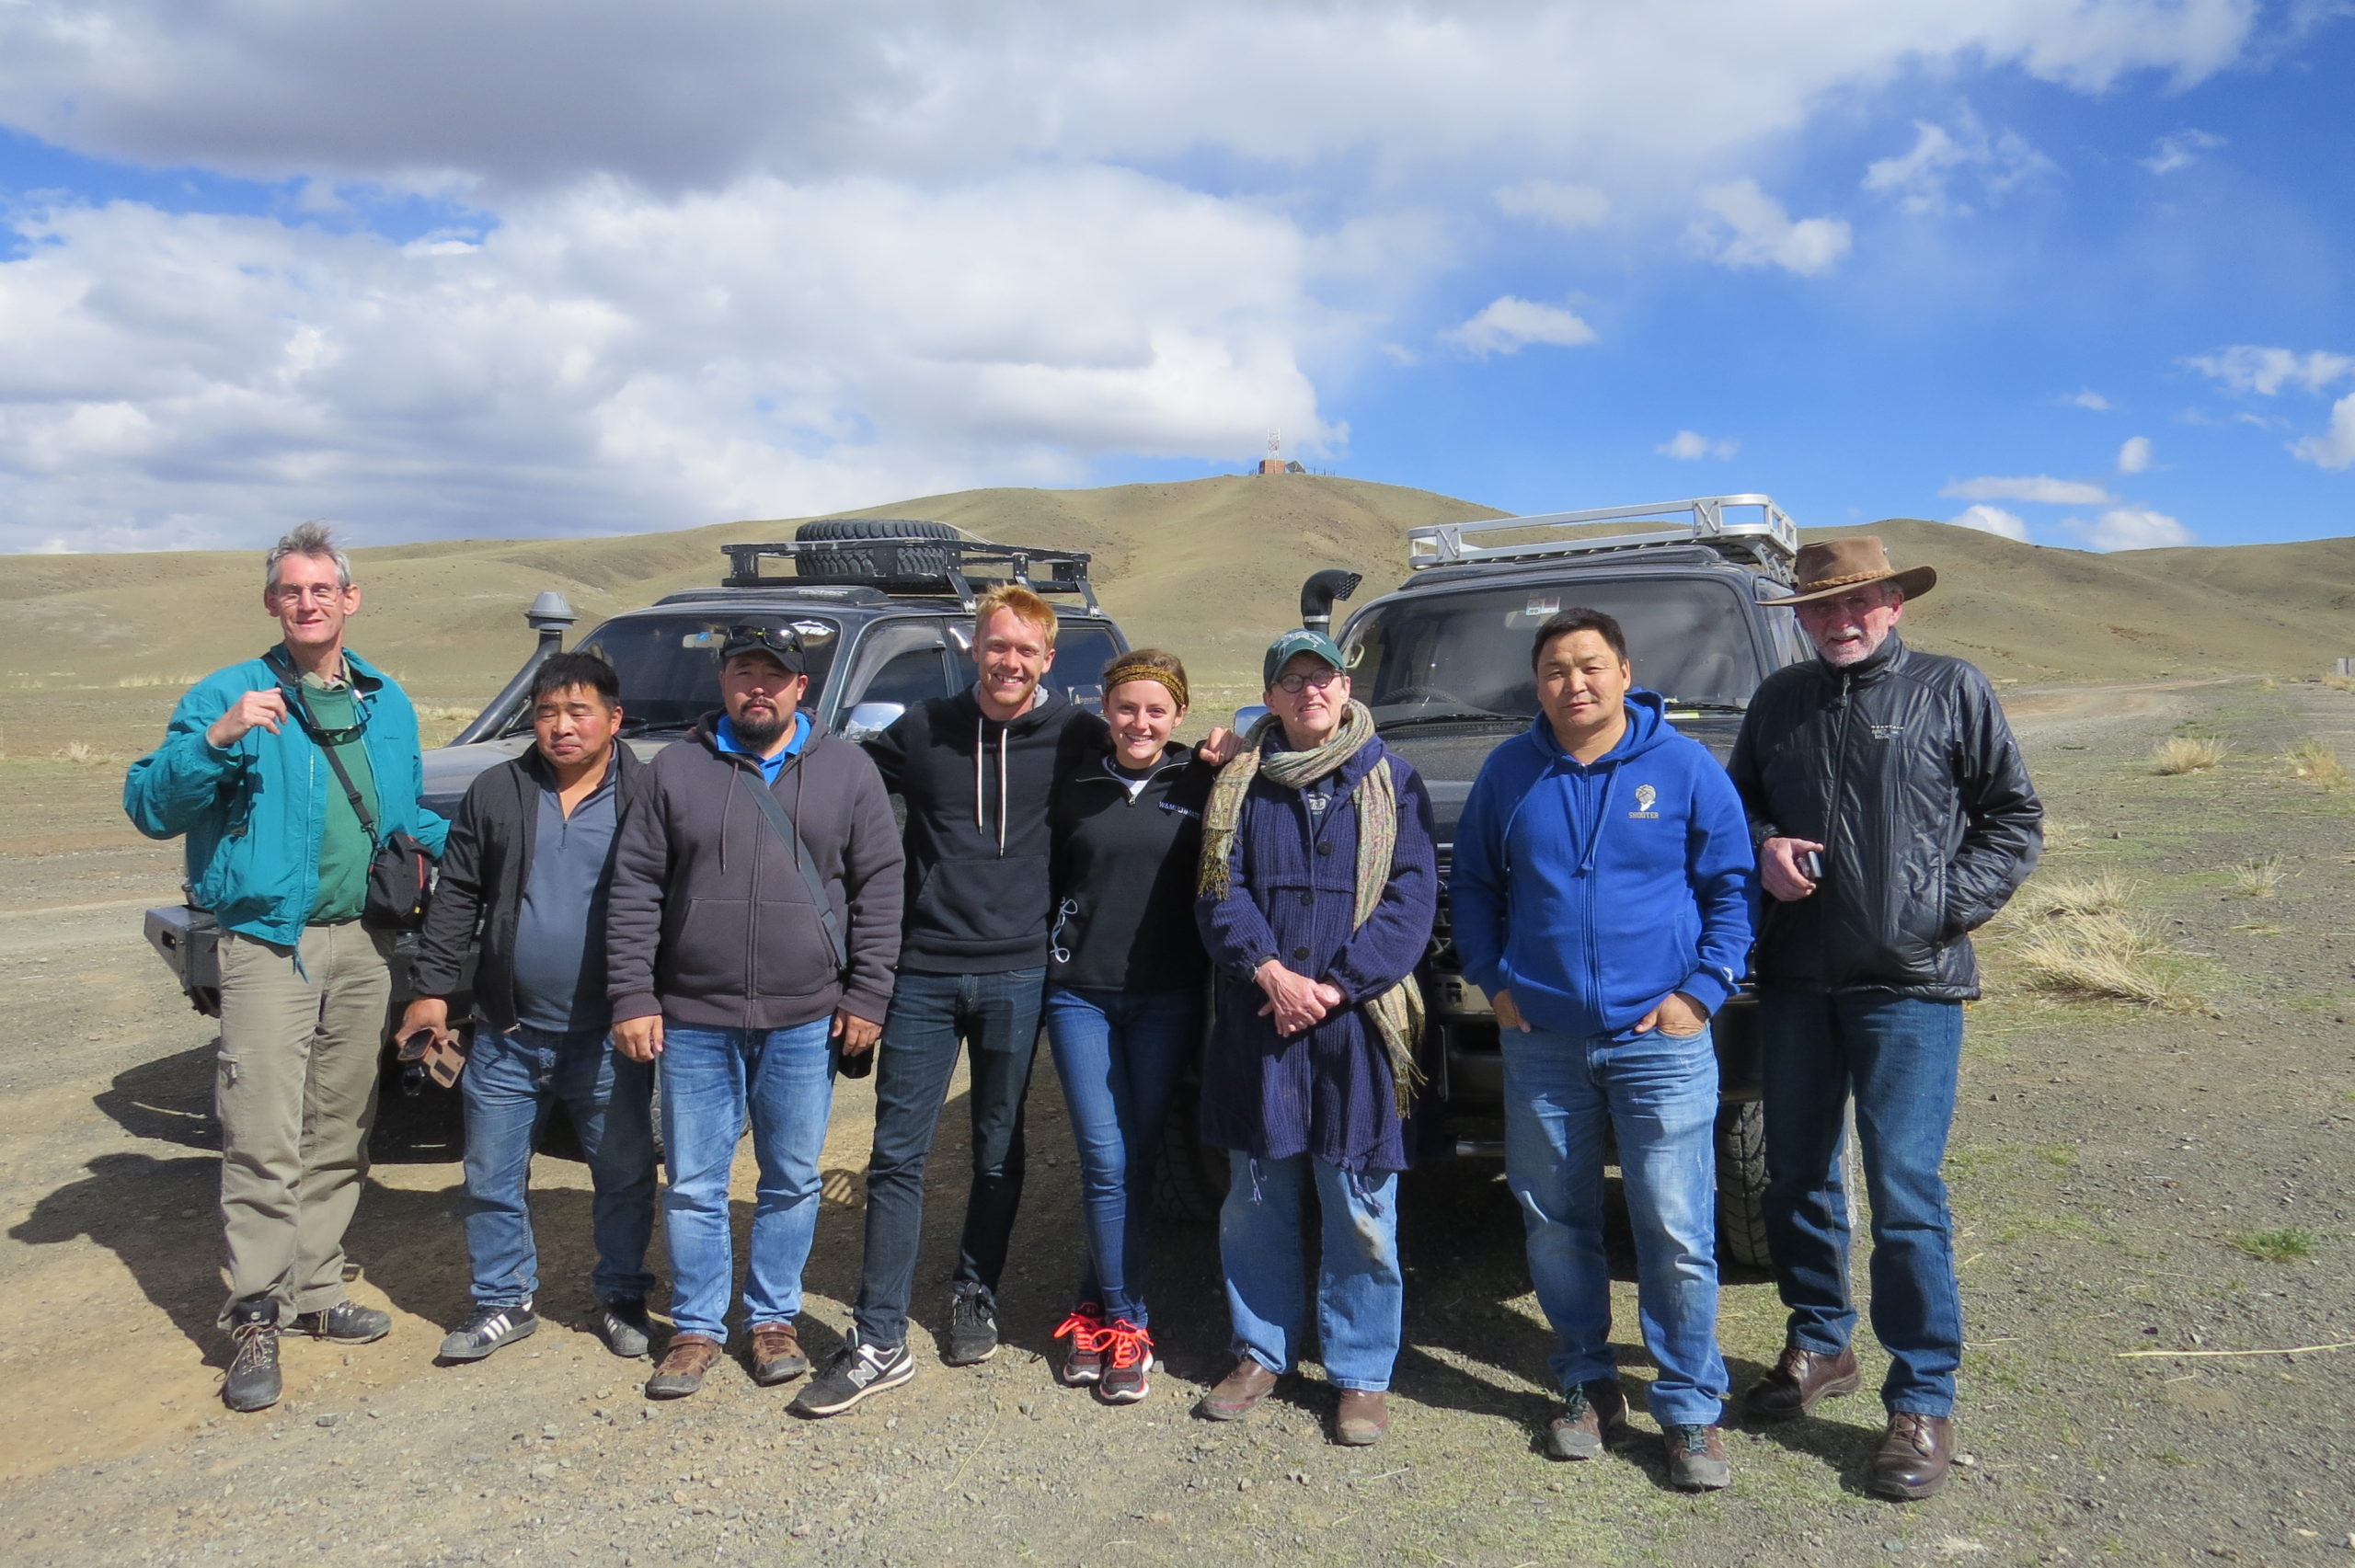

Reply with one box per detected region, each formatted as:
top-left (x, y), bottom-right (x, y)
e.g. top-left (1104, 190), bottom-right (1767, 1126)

top-left (605, 626), bottom-right (905, 1399)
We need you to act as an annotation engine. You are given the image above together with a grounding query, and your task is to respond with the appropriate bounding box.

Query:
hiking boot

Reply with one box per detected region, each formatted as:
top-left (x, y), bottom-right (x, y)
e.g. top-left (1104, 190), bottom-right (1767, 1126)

top-left (645, 1334), bottom-right (724, 1400)
top-left (1195, 1357), bottom-right (1281, 1422)
top-left (438, 1303), bottom-right (537, 1362)
top-left (223, 1299), bottom-right (281, 1413)
top-left (1741, 1343), bottom-right (1859, 1423)
top-left (1870, 1413), bottom-right (1956, 1501)
top-left (284, 1300), bottom-right (392, 1345)
top-left (1333, 1389), bottom-right (1391, 1447)
top-left (1545, 1379), bottom-right (1630, 1460)
top-left (944, 1283), bottom-right (998, 1366)
top-left (1665, 1425), bottom-right (1731, 1490)
top-left (1053, 1303), bottom-right (1107, 1387)
top-left (593, 1297), bottom-right (651, 1359)
top-left (750, 1322), bottom-right (810, 1387)
top-left (789, 1337), bottom-right (916, 1417)
top-left (1096, 1320), bottom-right (1154, 1405)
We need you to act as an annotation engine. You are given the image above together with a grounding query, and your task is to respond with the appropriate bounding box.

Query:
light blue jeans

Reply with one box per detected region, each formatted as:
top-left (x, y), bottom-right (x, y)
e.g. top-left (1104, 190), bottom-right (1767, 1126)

top-left (459, 1024), bottom-right (656, 1310)
top-left (1218, 1150), bottom-right (1403, 1391)
top-left (1503, 1024), bottom-right (1729, 1429)
top-left (658, 1018), bottom-right (836, 1343)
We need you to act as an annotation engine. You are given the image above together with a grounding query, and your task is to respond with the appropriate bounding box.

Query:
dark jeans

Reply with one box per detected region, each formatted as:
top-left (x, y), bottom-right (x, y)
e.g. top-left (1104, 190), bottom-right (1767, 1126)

top-left (1758, 986), bottom-right (1966, 1416)
top-left (1041, 985), bottom-right (1201, 1327)
top-left (851, 967), bottom-right (1046, 1348)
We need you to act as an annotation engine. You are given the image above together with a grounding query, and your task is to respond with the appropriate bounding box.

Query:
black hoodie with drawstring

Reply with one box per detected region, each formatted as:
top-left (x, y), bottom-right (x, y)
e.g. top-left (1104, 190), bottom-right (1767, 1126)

top-left (862, 684), bottom-right (1107, 975)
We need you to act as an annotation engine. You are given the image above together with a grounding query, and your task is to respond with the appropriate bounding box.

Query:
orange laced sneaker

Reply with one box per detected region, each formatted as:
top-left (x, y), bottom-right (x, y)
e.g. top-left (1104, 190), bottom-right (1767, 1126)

top-left (1053, 1303), bottom-right (1107, 1387)
top-left (1097, 1319), bottom-right (1154, 1404)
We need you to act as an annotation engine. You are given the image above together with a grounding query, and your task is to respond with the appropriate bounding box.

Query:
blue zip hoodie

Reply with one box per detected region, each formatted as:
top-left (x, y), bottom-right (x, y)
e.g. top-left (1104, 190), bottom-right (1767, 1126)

top-left (124, 647), bottom-right (450, 947)
top-left (1449, 691), bottom-right (1753, 1040)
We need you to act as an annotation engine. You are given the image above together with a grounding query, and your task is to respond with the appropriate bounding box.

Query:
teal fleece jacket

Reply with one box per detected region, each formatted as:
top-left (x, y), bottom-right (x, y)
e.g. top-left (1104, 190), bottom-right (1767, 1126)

top-left (123, 647), bottom-right (450, 945)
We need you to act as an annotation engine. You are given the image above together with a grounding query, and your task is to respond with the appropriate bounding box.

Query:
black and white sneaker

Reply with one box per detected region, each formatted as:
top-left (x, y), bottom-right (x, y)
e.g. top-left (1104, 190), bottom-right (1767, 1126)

top-left (438, 1304), bottom-right (538, 1362)
top-left (788, 1337), bottom-right (915, 1417)
top-left (943, 1283), bottom-right (998, 1366)
top-left (284, 1300), bottom-right (392, 1344)
top-left (594, 1297), bottom-right (652, 1359)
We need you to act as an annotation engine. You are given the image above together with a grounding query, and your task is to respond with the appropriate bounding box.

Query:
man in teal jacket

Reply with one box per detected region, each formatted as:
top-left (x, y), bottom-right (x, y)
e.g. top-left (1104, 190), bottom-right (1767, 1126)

top-left (125, 522), bottom-right (448, 1413)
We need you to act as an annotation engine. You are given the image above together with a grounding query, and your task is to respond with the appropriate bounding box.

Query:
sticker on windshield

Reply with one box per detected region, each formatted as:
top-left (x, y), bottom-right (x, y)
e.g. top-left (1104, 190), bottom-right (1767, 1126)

top-left (1524, 595), bottom-right (1560, 618)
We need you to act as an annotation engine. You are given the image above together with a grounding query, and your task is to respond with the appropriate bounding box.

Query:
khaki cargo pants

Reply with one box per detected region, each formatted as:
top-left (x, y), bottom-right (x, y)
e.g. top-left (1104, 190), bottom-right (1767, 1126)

top-left (213, 922), bottom-right (393, 1329)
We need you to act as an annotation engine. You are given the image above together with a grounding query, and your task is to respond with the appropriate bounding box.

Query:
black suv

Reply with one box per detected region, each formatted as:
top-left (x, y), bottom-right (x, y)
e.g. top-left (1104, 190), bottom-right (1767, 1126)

top-left (1167, 497), bottom-right (1808, 1263)
top-left (142, 521), bottom-right (1130, 1128)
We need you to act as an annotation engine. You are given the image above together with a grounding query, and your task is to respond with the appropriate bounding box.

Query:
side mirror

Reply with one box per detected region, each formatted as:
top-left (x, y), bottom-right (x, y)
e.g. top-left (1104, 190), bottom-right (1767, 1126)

top-left (1233, 704), bottom-right (1269, 734)
top-left (839, 701), bottom-right (906, 742)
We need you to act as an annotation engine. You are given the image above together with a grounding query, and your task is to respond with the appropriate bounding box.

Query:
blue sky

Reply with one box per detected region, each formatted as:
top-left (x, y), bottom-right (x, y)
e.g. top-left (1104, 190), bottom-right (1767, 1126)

top-left (1, 1), bottom-right (2349, 553)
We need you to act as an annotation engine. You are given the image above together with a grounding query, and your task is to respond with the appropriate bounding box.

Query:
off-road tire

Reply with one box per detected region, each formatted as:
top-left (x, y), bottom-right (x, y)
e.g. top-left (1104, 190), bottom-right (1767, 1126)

top-left (1715, 1100), bottom-right (1772, 1268)
top-left (1154, 1088), bottom-right (1229, 1222)
top-left (793, 518), bottom-right (961, 585)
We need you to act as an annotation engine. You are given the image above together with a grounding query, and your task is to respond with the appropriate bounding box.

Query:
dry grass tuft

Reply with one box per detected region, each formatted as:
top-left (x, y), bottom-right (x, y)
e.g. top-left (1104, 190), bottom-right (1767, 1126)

top-left (2284, 738), bottom-right (2349, 789)
top-left (2227, 858), bottom-right (2286, 898)
top-left (2322, 673), bottom-right (2355, 694)
top-left (2150, 736), bottom-right (2229, 775)
top-left (2010, 871), bottom-right (2134, 921)
top-left (53, 739), bottom-right (120, 765)
top-left (2007, 906), bottom-right (2191, 1007)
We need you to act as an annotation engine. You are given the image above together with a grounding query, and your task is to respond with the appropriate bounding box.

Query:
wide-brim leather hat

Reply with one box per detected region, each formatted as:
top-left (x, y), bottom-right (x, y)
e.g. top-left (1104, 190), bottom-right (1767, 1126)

top-left (1761, 535), bottom-right (1936, 607)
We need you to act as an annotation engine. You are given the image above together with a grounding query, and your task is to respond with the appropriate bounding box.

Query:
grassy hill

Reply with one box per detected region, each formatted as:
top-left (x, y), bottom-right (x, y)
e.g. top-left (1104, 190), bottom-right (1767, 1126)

top-left (3, 481), bottom-right (2349, 727)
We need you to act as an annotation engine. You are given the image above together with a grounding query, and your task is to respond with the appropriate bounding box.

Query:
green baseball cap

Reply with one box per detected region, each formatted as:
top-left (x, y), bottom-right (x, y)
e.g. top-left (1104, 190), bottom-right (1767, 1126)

top-left (1262, 628), bottom-right (1347, 688)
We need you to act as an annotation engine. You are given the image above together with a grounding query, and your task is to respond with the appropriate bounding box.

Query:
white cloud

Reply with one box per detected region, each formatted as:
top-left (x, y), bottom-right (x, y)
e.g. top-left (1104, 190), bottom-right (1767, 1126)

top-left (1658, 429), bottom-right (1739, 460)
top-left (1495, 179), bottom-right (1611, 230)
top-left (1861, 111), bottom-right (2056, 216)
top-left (2065, 389), bottom-right (2113, 410)
top-left (2141, 128), bottom-right (2226, 173)
top-left (1441, 296), bottom-right (1597, 358)
top-left (1947, 504), bottom-right (2029, 541)
top-left (2117, 435), bottom-right (2153, 474)
top-left (1941, 475), bottom-right (2116, 505)
top-left (2291, 393), bottom-right (2355, 470)
top-left (1688, 181), bottom-right (1852, 276)
top-left (2079, 508), bottom-right (2194, 551)
top-left (2184, 345), bottom-right (2355, 396)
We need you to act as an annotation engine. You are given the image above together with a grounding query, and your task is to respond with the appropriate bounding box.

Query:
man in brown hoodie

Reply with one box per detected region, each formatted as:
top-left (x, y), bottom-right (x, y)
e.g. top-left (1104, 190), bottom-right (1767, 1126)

top-left (605, 626), bottom-right (904, 1398)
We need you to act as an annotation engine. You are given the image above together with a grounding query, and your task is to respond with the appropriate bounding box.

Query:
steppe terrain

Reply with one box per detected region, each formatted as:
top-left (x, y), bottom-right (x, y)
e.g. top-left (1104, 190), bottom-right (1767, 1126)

top-left (1, 476), bottom-right (2352, 1566)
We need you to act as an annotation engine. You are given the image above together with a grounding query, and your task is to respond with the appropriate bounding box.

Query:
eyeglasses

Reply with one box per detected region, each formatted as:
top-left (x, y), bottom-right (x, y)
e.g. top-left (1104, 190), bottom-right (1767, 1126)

top-left (268, 583), bottom-right (349, 603)
top-left (1272, 667), bottom-right (1342, 694)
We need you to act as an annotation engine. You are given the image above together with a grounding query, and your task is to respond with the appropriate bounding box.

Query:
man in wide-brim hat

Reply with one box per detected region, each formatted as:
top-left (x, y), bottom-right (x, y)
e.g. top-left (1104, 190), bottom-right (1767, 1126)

top-left (1729, 535), bottom-right (2043, 1501)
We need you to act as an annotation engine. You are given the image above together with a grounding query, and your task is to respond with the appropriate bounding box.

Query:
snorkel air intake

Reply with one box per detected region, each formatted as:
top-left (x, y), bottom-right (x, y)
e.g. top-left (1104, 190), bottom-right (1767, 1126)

top-left (1300, 569), bottom-right (1362, 635)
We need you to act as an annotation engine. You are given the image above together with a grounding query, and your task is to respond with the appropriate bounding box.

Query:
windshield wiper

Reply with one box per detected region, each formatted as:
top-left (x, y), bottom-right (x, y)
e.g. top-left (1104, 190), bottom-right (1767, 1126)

top-left (1661, 699), bottom-right (1747, 713)
top-left (1376, 708), bottom-right (1521, 728)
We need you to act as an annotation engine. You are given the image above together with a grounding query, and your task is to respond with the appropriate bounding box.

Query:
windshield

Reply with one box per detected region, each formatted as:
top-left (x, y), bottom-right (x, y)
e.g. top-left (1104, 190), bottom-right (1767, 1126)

top-left (557, 613), bottom-right (844, 735)
top-left (1341, 576), bottom-right (1764, 723)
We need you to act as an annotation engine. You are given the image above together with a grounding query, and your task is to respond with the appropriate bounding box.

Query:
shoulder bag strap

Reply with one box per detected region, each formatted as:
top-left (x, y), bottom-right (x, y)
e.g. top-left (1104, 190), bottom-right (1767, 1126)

top-left (266, 649), bottom-right (382, 849)
top-left (733, 767), bottom-right (849, 976)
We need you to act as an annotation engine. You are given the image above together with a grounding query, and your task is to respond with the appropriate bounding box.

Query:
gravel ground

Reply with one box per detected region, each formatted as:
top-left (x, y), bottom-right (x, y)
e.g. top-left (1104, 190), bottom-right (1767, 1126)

top-left (2, 678), bottom-right (2352, 1567)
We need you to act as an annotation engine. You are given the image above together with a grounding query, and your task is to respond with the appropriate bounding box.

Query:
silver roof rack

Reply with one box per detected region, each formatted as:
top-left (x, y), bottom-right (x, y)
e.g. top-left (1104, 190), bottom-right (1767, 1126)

top-left (1406, 494), bottom-right (1798, 574)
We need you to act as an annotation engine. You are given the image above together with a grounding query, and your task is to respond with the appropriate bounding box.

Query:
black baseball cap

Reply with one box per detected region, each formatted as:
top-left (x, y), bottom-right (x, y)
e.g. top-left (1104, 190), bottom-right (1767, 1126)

top-left (718, 624), bottom-right (807, 674)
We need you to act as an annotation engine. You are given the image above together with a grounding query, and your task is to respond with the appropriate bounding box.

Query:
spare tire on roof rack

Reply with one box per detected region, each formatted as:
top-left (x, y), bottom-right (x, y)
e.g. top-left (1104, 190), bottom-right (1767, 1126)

top-left (792, 518), bottom-right (962, 585)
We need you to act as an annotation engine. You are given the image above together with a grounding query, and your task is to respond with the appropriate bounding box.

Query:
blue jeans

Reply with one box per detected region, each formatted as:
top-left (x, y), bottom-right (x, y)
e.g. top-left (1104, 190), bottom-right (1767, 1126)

top-left (658, 1018), bottom-right (837, 1343)
top-left (1219, 1151), bottom-right (1402, 1391)
top-left (459, 1024), bottom-right (656, 1310)
top-left (1042, 985), bottom-right (1201, 1327)
top-left (1503, 1024), bottom-right (1729, 1429)
top-left (1758, 988), bottom-right (1966, 1416)
top-left (852, 967), bottom-right (1045, 1347)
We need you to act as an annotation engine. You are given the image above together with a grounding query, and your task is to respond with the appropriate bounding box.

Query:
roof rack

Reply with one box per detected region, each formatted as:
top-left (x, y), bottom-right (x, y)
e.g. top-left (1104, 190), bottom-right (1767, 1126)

top-left (1406, 494), bottom-right (1798, 575)
top-left (718, 539), bottom-right (1104, 615)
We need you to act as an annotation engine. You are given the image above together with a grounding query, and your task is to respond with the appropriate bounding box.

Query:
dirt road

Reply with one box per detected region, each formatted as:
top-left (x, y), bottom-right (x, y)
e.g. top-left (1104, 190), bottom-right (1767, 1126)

top-left (2, 680), bottom-right (2352, 1566)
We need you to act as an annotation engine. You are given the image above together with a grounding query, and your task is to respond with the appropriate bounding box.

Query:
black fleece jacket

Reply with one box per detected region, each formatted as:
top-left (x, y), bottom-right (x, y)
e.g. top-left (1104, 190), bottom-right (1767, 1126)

top-left (863, 685), bottom-right (1108, 974)
top-left (1049, 743), bottom-right (1214, 993)
top-left (410, 742), bottom-right (652, 1034)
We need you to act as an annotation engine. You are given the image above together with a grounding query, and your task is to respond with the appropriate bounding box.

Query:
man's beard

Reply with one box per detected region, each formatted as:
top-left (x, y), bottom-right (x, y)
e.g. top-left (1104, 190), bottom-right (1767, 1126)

top-left (733, 705), bottom-right (790, 749)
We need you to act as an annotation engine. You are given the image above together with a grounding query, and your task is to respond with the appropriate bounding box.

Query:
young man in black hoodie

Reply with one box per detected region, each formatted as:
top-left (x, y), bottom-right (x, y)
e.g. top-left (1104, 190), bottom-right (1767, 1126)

top-left (794, 585), bottom-right (1104, 1414)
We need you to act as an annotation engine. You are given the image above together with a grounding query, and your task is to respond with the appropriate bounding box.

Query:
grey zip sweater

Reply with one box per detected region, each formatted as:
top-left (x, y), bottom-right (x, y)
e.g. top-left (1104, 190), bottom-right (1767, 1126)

top-left (606, 713), bottom-right (905, 1029)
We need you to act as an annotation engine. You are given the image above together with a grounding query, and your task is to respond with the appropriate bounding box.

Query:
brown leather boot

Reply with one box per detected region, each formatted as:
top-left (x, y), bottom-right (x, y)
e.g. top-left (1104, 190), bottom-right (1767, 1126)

top-left (1333, 1389), bottom-right (1390, 1447)
top-left (645, 1333), bottom-right (724, 1400)
top-left (1194, 1357), bottom-right (1281, 1421)
top-left (1871, 1413), bottom-right (1955, 1500)
top-left (750, 1322), bottom-right (809, 1387)
top-left (1741, 1343), bottom-right (1860, 1422)
top-left (1665, 1425), bottom-right (1731, 1491)
top-left (1545, 1379), bottom-right (1629, 1460)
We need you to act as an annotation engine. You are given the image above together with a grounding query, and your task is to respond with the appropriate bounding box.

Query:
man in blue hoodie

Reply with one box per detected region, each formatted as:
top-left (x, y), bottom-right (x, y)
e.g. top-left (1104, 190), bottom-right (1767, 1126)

top-left (1451, 608), bottom-right (1752, 1490)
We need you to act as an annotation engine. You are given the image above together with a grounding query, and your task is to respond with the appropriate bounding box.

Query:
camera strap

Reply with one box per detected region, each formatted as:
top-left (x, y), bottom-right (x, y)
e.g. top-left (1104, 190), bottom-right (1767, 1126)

top-left (265, 649), bottom-right (381, 848)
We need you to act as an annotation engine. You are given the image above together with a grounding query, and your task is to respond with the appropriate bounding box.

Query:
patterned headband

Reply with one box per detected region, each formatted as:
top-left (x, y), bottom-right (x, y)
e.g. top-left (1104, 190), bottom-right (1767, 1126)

top-left (1100, 656), bottom-right (1189, 711)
